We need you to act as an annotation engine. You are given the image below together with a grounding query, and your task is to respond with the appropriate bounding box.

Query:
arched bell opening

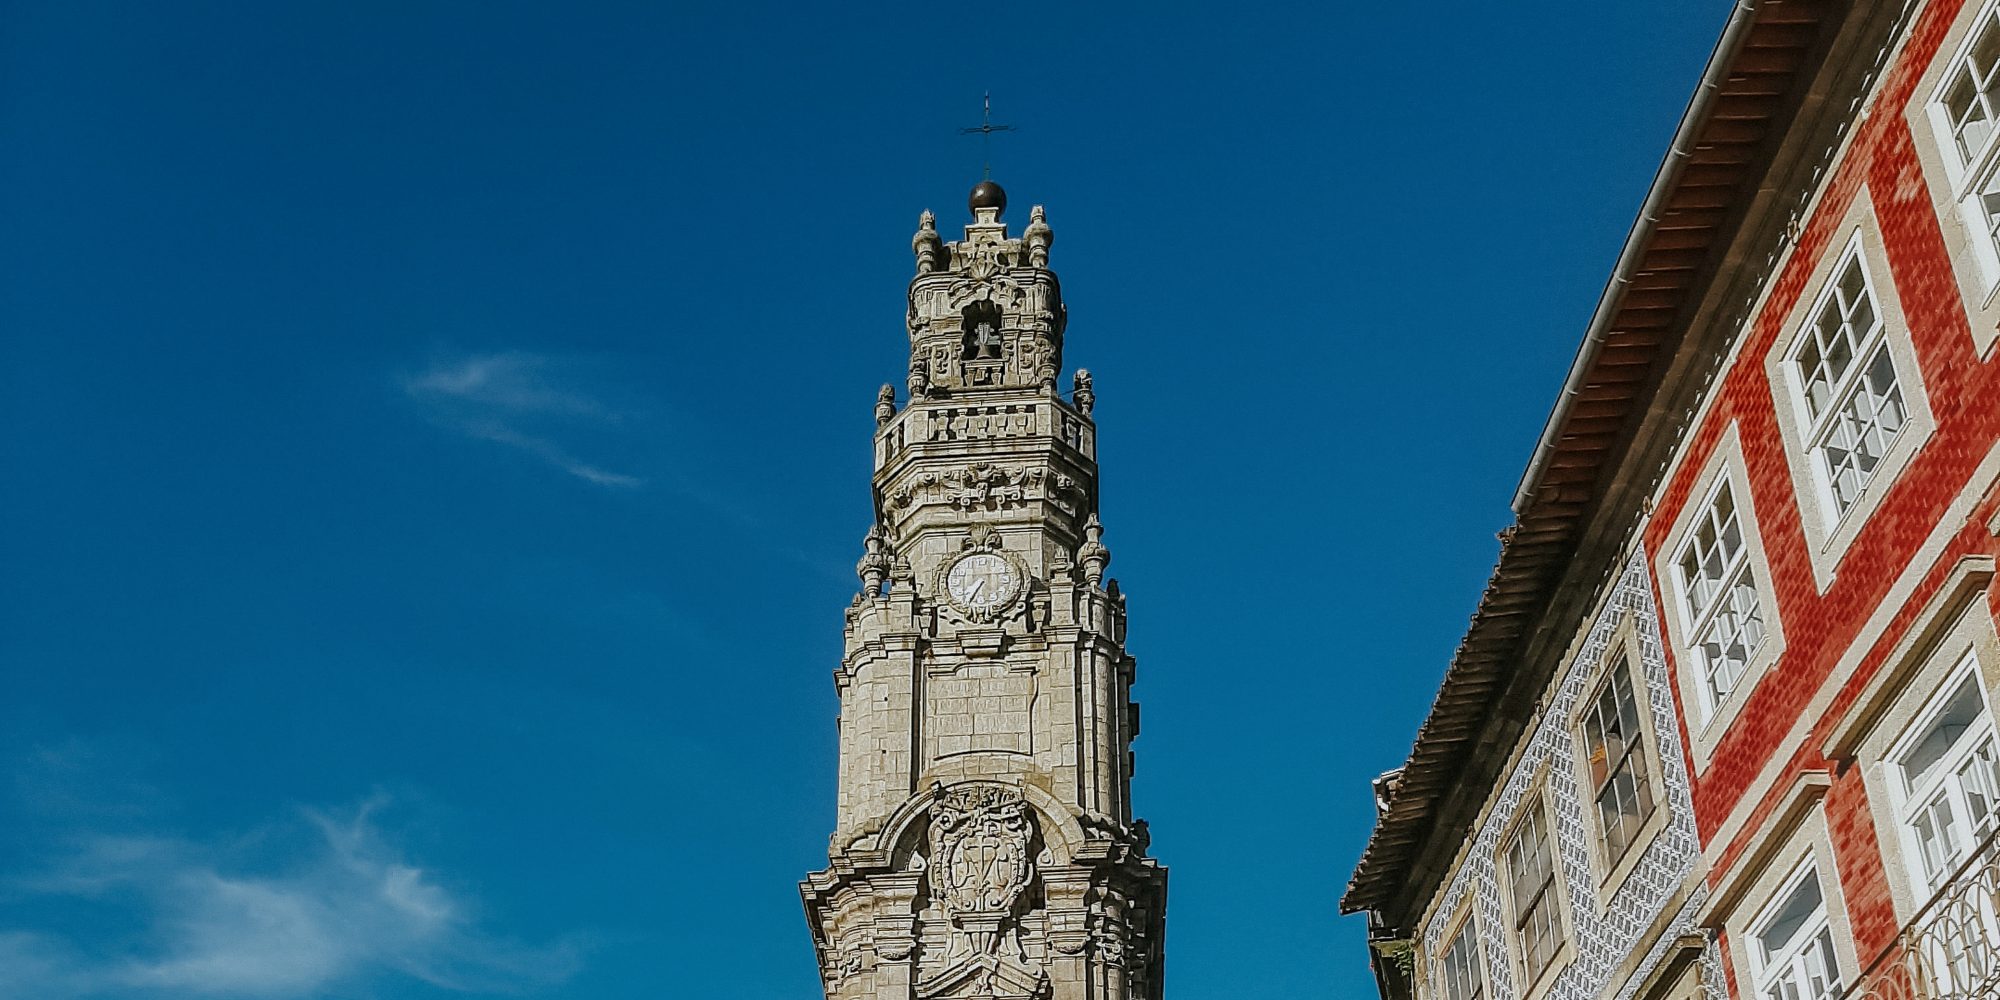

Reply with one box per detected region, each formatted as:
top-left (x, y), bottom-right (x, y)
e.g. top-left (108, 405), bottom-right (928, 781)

top-left (961, 300), bottom-right (1004, 361)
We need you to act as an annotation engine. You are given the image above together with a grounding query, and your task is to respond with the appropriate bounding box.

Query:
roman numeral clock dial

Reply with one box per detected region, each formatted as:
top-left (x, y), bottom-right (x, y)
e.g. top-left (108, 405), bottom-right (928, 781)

top-left (944, 550), bottom-right (1021, 618)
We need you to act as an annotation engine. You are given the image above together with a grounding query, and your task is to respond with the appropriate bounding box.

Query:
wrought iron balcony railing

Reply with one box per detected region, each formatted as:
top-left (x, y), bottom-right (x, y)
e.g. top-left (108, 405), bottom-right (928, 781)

top-left (1843, 828), bottom-right (2000, 1000)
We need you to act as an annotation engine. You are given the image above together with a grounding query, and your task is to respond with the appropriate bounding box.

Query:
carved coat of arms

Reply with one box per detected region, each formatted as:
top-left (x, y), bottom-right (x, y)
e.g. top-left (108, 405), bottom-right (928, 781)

top-left (919, 783), bottom-right (1048, 999)
top-left (930, 784), bottom-right (1035, 924)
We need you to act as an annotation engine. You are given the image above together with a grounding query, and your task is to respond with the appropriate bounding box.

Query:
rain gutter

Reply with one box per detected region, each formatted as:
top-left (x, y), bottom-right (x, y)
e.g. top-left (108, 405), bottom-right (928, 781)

top-left (1511, 0), bottom-right (1763, 514)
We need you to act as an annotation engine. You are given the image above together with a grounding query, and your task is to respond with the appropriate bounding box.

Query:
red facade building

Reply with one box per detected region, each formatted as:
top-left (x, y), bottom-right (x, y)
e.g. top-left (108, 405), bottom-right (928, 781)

top-left (1346, 2), bottom-right (2000, 998)
top-left (1653, 0), bottom-right (2000, 995)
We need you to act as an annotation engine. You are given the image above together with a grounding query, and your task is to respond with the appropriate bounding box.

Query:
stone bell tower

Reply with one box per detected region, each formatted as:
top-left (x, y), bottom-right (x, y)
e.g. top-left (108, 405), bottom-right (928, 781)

top-left (801, 180), bottom-right (1168, 1000)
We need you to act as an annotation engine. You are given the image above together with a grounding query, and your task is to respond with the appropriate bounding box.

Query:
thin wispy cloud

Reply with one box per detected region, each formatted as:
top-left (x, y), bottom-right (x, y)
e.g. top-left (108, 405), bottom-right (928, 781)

top-left (4, 796), bottom-right (583, 999)
top-left (403, 351), bottom-right (643, 488)
top-left (460, 420), bottom-right (643, 488)
top-left (399, 350), bottom-right (845, 581)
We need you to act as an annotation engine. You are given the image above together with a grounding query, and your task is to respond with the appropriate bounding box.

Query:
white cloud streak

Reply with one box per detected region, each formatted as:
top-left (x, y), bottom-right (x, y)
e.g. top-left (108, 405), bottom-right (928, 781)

top-left (460, 420), bottom-right (643, 489)
top-left (403, 351), bottom-right (643, 488)
top-left (4, 799), bottom-right (582, 999)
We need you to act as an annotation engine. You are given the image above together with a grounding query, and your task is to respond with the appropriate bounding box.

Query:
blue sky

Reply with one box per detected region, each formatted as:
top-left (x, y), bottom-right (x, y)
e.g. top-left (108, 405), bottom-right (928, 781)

top-left (1, 3), bottom-right (1730, 997)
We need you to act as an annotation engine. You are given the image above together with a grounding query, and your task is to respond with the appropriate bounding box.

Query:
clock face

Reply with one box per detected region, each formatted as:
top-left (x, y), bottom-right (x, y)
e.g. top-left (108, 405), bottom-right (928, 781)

top-left (946, 551), bottom-right (1022, 614)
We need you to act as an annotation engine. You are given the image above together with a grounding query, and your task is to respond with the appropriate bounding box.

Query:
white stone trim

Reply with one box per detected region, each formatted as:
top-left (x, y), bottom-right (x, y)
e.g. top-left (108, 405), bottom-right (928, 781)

top-left (1568, 612), bottom-right (1676, 908)
top-left (1497, 775), bottom-right (1575, 1000)
top-left (1824, 556), bottom-right (1999, 760)
top-left (1424, 891), bottom-right (1492, 1000)
top-left (1849, 585), bottom-right (2000, 921)
top-left (1762, 190), bottom-right (1938, 591)
top-left (1699, 440), bottom-right (2000, 885)
top-left (1905, 0), bottom-right (2000, 359)
top-left (1655, 423), bottom-right (1788, 771)
top-left (1711, 804), bottom-right (1864, 1000)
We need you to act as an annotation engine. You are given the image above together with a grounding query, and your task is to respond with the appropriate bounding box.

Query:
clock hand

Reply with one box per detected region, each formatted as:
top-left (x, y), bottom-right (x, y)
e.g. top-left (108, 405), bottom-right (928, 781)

top-left (967, 578), bottom-right (985, 601)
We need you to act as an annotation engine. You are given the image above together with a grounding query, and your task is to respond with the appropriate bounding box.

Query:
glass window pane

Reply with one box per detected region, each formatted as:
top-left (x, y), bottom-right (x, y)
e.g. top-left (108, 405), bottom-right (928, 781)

top-left (1948, 70), bottom-right (1993, 161)
top-left (1757, 876), bottom-right (1824, 957)
top-left (1847, 290), bottom-right (1876, 337)
top-left (1825, 331), bottom-right (1855, 383)
top-left (1902, 676), bottom-right (1984, 786)
top-left (1506, 803), bottom-right (1562, 983)
top-left (1439, 921), bottom-right (1482, 1000)
top-left (1837, 260), bottom-right (1867, 312)
top-left (1975, 22), bottom-right (2000, 85)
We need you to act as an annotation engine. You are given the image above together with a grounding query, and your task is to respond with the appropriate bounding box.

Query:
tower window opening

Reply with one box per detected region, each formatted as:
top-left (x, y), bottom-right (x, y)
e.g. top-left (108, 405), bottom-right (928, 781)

top-left (962, 302), bottom-right (1004, 361)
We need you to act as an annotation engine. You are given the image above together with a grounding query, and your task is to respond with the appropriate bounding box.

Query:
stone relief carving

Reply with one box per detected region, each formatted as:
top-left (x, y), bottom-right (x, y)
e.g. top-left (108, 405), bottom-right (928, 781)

top-left (947, 275), bottom-right (1028, 313)
top-left (918, 783), bottom-right (1048, 1000)
top-left (930, 785), bottom-right (1036, 939)
top-left (826, 939), bottom-right (864, 993)
top-left (877, 935), bottom-right (916, 961)
top-left (923, 342), bottom-right (960, 391)
top-left (887, 463), bottom-right (1081, 518)
top-left (960, 240), bottom-right (1010, 282)
top-left (1012, 336), bottom-right (1056, 391)
top-left (935, 405), bottom-right (1038, 441)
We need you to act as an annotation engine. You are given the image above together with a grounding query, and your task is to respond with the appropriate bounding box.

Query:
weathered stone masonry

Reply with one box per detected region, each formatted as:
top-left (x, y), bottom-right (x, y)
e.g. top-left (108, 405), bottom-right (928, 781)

top-left (801, 183), bottom-right (1167, 1000)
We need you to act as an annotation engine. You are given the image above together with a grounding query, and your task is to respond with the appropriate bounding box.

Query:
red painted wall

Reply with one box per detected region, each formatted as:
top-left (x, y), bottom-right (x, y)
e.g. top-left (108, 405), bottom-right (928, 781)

top-left (1640, 0), bottom-right (2000, 976)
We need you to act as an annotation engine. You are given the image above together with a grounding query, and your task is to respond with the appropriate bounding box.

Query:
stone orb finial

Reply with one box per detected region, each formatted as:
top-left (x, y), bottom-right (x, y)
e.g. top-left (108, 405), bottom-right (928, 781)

top-left (969, 179), bottom-right (1007, 217)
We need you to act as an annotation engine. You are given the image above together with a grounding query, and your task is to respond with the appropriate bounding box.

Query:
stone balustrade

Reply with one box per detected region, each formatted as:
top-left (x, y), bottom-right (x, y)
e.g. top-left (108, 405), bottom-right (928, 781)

top-left (876, 399), bottom-right (1094, 467)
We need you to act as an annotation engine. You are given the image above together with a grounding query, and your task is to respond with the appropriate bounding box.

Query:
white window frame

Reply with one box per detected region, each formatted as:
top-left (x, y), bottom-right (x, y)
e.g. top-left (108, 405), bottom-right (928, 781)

top-left (1925, 2), bottom-right (2000, 291)
top-left (1762, 193), bottom-right (1936, 592)
top-left (1670, 474), bottom-right (1769, 723)
top-left (1656, 424), bottom-right (1787, 773)
top-left (1879, 653), bottom-right (2000, 1000)
top-left (1886, 655), bottom-right (2000, 894)
top-left (1780, 234), bottom-right (1914, 530)
top-left (1847, 590), bottom-right (2000, 1000)
top-left (1568, 611), bottom-right (1677, 906)
top-left (1576, 641), bottom-right (1659, 867)
top-left (1746, 860), bottom-right (1846, 1000)
top-left (1712, 800), bottom-right (1864, 1000)
top-left (1907, 0), bottom-right (2000, 358)
top-left (1840, 569), bottom-right (2000, 921)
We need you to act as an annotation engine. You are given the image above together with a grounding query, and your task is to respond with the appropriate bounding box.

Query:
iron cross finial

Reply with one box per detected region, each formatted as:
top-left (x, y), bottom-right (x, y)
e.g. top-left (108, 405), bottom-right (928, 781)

top-left (958, 92), bottom-right (1017, 180)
